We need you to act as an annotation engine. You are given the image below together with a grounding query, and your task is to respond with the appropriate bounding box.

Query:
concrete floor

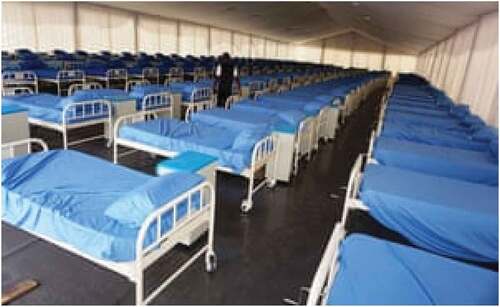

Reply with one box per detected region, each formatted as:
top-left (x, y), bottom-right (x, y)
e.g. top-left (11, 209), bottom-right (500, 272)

top-left (1, 87), bottom-right (426, 305)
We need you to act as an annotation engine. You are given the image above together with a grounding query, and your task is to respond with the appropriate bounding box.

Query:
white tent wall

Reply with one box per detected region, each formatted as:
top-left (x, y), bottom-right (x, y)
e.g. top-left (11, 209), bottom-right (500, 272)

top-left (1, 2), bottom-right (290, 59)
top-left (300, 30), bottom-right (416, 73)
top-left (416, 12), bottom-right (498, 126)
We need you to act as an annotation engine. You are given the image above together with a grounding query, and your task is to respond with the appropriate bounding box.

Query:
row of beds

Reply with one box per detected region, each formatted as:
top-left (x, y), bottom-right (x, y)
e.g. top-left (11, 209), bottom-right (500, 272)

top-left (2, 59), bottom-right (387, 304)
top-left (2, 49), bottom-right (344, 96)
top-left (306, 74), bottom-right (498, 305)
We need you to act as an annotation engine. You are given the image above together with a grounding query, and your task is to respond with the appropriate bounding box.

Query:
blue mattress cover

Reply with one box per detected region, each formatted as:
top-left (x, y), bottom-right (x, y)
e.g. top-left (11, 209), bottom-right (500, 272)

top-left (374, 137), bottom-right (498, 185)
top-left (384, 110), bottom-right (470, 131)
top-left (33, 68), bottom-right (58, 79)
top-left (327, 234), bottom-right (498, 305)
top-left (168, 82), bottom-right (211, 102)
top-left (119, 118), bottom-right (263, 172)
top-left (128, 85), bottom-right (172, 110)
top-left (61, 89), bottom-right (132, 104)
top-left (259, 95), bottom-right (329, 114)
top-left (381, 121), bottom-right (490, 151)
top-left (387, 104), bottom-right (451, 117)
top-left (191, 107), bottom-right (300, 134)
top-left (233, 99), bottom-right (317, 116)
top-left (3, 94), bottom-right (110, 124)
top-left (2, 103), bottom-right (27, 115)
top-left (2, 150), bottom-right (204, 262)
top-left (360, 164), bottom-right (498, 262)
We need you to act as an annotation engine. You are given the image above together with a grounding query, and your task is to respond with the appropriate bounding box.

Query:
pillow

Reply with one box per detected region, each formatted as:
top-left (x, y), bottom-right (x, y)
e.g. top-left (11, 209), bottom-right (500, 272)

top-left (277, 110), bottom-right (306, 125)
top-left (232, 129), bottom-right (268, 151)
top-left (105, 172), bottom-right (204, 227)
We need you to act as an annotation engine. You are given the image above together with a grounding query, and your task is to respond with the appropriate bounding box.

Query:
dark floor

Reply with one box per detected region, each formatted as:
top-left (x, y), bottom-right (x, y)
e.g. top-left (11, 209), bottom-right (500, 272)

top-left (3, 87), bottom-right (474, 305)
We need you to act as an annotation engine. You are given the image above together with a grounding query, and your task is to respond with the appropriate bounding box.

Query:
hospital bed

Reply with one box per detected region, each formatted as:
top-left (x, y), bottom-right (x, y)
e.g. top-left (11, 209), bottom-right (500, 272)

top-left (2, 70), bottom-right (38, 93)
top-left (2, 138), bottom-right (217, 305)
top-left (306, 227), bottom-right (498, 305)
top-left (189, 107), bottom-right (315, 181)
top-left (85, 65), bottom-right (128, 89)
top-left (3, 87), bottom-right (172, 148)
top-left (128, 67), bottom-right (160, 85)
top-left (168, 82), bottom-right (215, 115)
top-left (113, 113), bottom-right (278, 212)
top-left (343, 154), bottom-right (498, 262)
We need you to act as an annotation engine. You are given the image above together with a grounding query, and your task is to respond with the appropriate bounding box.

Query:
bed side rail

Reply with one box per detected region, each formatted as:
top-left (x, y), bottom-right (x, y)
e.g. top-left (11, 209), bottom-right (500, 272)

top-left (135, 181), bottom-right (215, 305)
top-left (306, 223), bottom-right (346, 305)
top-left (2, 70), bottom-right (38, 93)
top-left (67, 82), bottom-right (103, 96)
top-left (166, 67), bottom-right (184, 84)
top-left (2, 138), bottom-right (48, 159)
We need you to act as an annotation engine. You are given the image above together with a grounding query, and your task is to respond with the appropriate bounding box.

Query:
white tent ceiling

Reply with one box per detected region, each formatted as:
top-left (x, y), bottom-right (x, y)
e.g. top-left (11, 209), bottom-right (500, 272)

top-left (97, 1), bottom-right (497, 54)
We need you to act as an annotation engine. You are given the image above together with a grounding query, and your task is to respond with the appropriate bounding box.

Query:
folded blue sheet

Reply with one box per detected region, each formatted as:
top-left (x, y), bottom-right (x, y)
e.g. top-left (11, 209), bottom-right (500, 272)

top-left (374, 137), bottom-right (498, 185)
top-left (360, 164), bottom-right (498, 262)
top-left (2, 150), bottom-right (204, 262)
top-left (327, 234), bottom-right (498, 304)
top-left (119, 118), bottom-right (265, 172)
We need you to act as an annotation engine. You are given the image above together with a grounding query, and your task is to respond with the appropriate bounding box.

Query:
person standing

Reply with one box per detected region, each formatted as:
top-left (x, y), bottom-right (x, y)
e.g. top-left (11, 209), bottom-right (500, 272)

top-left (214, 52), bottom-right (240, 108)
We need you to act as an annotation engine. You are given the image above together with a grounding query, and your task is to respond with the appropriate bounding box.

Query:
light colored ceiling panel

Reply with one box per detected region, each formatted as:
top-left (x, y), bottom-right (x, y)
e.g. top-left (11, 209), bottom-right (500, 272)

top-left (95, 1), bottom-right (498, 54)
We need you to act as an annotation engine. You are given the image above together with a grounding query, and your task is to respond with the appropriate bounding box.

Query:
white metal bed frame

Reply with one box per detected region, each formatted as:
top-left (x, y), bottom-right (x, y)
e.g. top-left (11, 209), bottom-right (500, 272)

top-left (126, 79), bottom-right (151, 92)
top-left (113, 110), bottom-right (279, 212)
top-left (129, 67), bottom-right (160, 84)
top-left (306, 154), bottom-right (368, 305)
top-left (165, 67), bottom-right (184, 84)
top-left (67, 81), bottom-right (103, 96)
top-left (1, 138), bottom-right (217, 306)
top-left (87, 68), bottom-right (128, 89)
top-left (2, 70), bottom-right (39, 93)
top-left (182, 86), bottom-right (215, 114)
top-left (38, 69), bottom-right (86, 96)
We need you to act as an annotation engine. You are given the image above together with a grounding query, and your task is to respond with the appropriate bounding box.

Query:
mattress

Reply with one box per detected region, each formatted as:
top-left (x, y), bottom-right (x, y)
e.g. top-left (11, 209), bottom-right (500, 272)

top-left (384, 109), bottom-right (470, 131)
top-left (373, 137), bottom-right (498, 185)
top-left (327, 234), bottom-right (498, 305)
top-left (232, 99), bottom-right (317, 117)
top-left (2, 150), bottom-right (203, 262)
top-left (360, 164), bottom-right (498, 262)
top-left (168, 82), bottom-right (211, 102)
top-left (195, 107), bottom-right (301, 133)
top-left (381, 121), bottom-right (490, 151)
top-left (119, 118), bottom-right (260, 172)
top-left (3, 94), bottom-right (110, 124)
top-left (259, 95), bottom-right (330, 115)
top-left (33, 68), bottom-right (59, 80)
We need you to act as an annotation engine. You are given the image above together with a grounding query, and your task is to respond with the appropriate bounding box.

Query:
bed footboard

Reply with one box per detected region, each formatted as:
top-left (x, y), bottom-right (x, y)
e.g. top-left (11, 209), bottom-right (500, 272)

top-left (135, 181), bottom-right (216, 305)
top-left (142, 92), bottom-right (173, 115)
top-left (2, 138), bottom-right (48, 159)
top-left (106, 68), bottom-right (128, 89)
top-left (2, 70), bottom-right (38, 93)
top-left (294, 117), bottom-right (315, 176)
top-left (55, 70), bottom-right (85, 96)
top-left (240, 134), bottom-right (278, 212)
top-left (61, 100), bottom-right (112, 149)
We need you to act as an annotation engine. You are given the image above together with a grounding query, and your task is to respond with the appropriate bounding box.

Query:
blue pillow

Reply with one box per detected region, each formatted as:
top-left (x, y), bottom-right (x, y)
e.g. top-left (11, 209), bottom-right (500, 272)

top-left (232, 129), bottom-right (268, 151)
top-left (277, 110), bottom-right (306, 125)
top-left (104, 172), bottom-right (204, 227)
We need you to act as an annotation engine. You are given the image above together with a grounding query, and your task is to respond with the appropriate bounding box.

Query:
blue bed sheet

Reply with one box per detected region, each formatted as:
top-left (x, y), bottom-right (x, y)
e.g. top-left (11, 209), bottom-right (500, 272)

top-left (119, 118), bottom-right (262, 172)
top-left (384, 109), bottom-right (471, 131)
top-left (258, 95), bottom-right (330, 114)
top-left (190, 107), bottom-right (298, 134)
top-left (2, 150), bottom-right (204, 262)
top-left (381, 121), bottom-right (491, 151)
top-left (168, 82), bottom-right (211, 102)
top-left (360, 164), bottom-right (498, 262)
top-left (373, 137), bottom-right (498, 185)
top-left (327, 234), bottom-right (498, 305)
top-left (3, 94), bottom-right (110, 124)
top-left (232, 99), bottom-right (318, 116)
top-left (128, 85), bottom-right (171, 110)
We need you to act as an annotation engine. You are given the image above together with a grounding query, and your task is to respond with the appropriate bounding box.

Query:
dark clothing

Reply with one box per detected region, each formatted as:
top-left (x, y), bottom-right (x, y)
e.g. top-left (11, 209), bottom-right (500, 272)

top-left (215, 60), bottom-right (238, 108)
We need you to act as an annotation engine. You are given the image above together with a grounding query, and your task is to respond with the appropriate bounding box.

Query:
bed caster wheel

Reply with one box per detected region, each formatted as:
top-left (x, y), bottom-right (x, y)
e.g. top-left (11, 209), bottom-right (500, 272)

top-left (266, 179), bottom-right (277, 188)
top-left (241, 200), bottom-right (252, 213)
top-left (205, 251), bottom-right (217, 273)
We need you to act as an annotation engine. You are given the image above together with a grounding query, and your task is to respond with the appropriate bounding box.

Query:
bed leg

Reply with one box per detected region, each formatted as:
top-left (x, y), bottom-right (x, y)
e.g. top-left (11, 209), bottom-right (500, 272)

top-left (62, 128), bottom-right (68, 150)
top-left (135, 270), bottom-right (144, 305)
top-left (113, 141), bottom-right (118, 164)
top-left (241, 172), bottom-right (254, 213)
top-left (205, 188), bottom-right (217, 272)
